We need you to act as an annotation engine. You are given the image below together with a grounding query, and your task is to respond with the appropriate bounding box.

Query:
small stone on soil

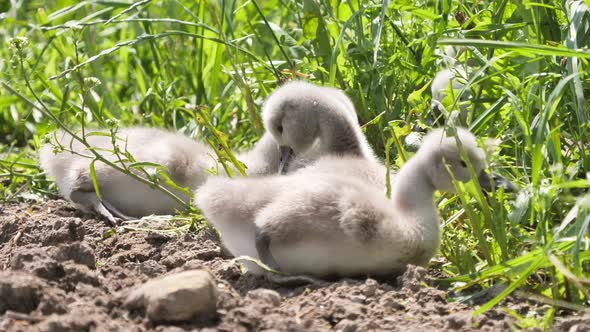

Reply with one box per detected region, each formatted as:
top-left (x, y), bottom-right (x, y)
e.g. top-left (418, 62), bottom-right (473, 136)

top-left (334, 318), bottom-right (358, 332)
top-left (247, 288), bottom-right (282, 307)
top-left (124, 269), bottom-right (217, 323)
top-left (362, 278), bottom-right (378, 297)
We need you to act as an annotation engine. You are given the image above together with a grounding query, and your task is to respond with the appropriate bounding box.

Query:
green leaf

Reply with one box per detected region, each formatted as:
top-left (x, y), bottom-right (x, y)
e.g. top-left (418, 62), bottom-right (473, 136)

top-left (89, 159), bottom-right (102, 201)
top-left (439, 39), bottom-right (590, 58)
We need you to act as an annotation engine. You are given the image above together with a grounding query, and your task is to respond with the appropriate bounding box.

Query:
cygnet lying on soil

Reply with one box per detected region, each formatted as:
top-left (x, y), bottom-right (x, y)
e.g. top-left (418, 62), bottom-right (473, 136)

top-left (40, 128), bottom-right (213, 225)
top-left (196, 127), bottom-right (515, 279)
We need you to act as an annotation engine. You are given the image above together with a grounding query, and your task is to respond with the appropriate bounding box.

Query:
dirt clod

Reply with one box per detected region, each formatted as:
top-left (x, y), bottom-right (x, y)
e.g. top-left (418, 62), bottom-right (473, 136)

top-left (50, 241), bottom-right (96, 268)
top-left (0, 271), bottom-right (44, 314)
top-left (398, 265), bottom-right (430, 292)
top-left (554, 309), bottom-right (590, 332)
top-left (10, 248), bottom-right (65, 281)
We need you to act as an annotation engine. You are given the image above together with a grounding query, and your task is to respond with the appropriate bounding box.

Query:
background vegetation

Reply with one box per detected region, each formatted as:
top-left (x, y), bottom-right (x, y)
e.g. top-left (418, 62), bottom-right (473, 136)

top-left (1, 0), bottom-right (589, 327)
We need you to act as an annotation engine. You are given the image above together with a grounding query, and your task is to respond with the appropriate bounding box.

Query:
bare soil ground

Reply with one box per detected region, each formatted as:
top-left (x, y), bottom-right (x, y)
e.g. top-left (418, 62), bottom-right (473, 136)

top-left (0, 199), bottom-right (588, 331)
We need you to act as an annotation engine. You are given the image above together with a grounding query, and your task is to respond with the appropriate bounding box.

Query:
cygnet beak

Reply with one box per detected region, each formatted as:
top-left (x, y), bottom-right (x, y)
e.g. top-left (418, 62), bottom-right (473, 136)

top-left (278, 145), bottom-right (295, 175)
top-left (477, 171), bottom-right (518, 193)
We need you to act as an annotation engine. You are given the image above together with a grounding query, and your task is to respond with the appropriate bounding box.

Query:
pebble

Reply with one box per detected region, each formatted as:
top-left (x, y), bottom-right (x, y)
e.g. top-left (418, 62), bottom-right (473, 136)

top-left (334, 319), bottom-right (358, 332)
top-left (247, 288), bottom-right (282, 307)
top-left (362, 278), bottom-right (378, 297)
top-left (124, 269), bottom-right (217, 323)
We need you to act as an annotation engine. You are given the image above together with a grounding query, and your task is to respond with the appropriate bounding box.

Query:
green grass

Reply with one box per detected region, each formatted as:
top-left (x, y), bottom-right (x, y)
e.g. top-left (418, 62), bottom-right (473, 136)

top-left (1, 0), bottom-right (589, 325)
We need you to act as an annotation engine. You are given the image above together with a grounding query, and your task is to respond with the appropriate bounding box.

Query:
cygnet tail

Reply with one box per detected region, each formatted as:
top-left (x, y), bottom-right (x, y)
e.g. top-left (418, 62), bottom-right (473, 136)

top-left (38, 139), bottom-right (77, 199)
top-left (235, 133), bottom-right (280, 176)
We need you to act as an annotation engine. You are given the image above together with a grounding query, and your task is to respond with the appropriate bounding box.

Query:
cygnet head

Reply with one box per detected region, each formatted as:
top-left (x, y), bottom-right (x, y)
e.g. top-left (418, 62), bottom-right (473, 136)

top-left (416, 127), bottom-right (493, 193)
top-left (262, 81), bottom-right (361, 173)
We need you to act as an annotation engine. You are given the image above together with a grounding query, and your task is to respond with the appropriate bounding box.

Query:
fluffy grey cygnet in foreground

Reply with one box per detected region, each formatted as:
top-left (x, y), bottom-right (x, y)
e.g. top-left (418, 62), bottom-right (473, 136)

top-left (39, 81), bottom-right (370, 224)
top-left (195, 82), bottom-right (385, 274)
top-left (196, 127), bottom-right (513, 280)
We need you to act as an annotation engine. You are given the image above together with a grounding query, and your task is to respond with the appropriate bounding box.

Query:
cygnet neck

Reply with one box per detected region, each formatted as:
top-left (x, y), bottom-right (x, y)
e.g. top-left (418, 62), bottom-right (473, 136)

top-left (248, 133), bottom-right (276, 156)
top-left (391, 154), bottom-right (437, 210)
top-left (237, 133), bottom-right (279, 176)
top-left (317, 110), bottom-right (374, 160)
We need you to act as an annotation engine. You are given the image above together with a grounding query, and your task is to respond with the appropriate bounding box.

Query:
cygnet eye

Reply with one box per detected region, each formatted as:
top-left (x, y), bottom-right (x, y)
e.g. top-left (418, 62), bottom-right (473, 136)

top-left (277, 125), bottom-right (283, 135)
top-left (460, 160), bottom-right (467, 167)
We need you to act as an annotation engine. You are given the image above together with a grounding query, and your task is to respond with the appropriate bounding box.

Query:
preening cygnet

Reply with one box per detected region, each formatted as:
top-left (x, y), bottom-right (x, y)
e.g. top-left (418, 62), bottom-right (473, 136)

top-left (39, 127), bottom-right (215, 224)
top-left (197, 127), bottom-right (511, 278)
top-left (221, 81), bottom-right (372, 176)
top-left (261, 81), bottom-right (376, 173)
